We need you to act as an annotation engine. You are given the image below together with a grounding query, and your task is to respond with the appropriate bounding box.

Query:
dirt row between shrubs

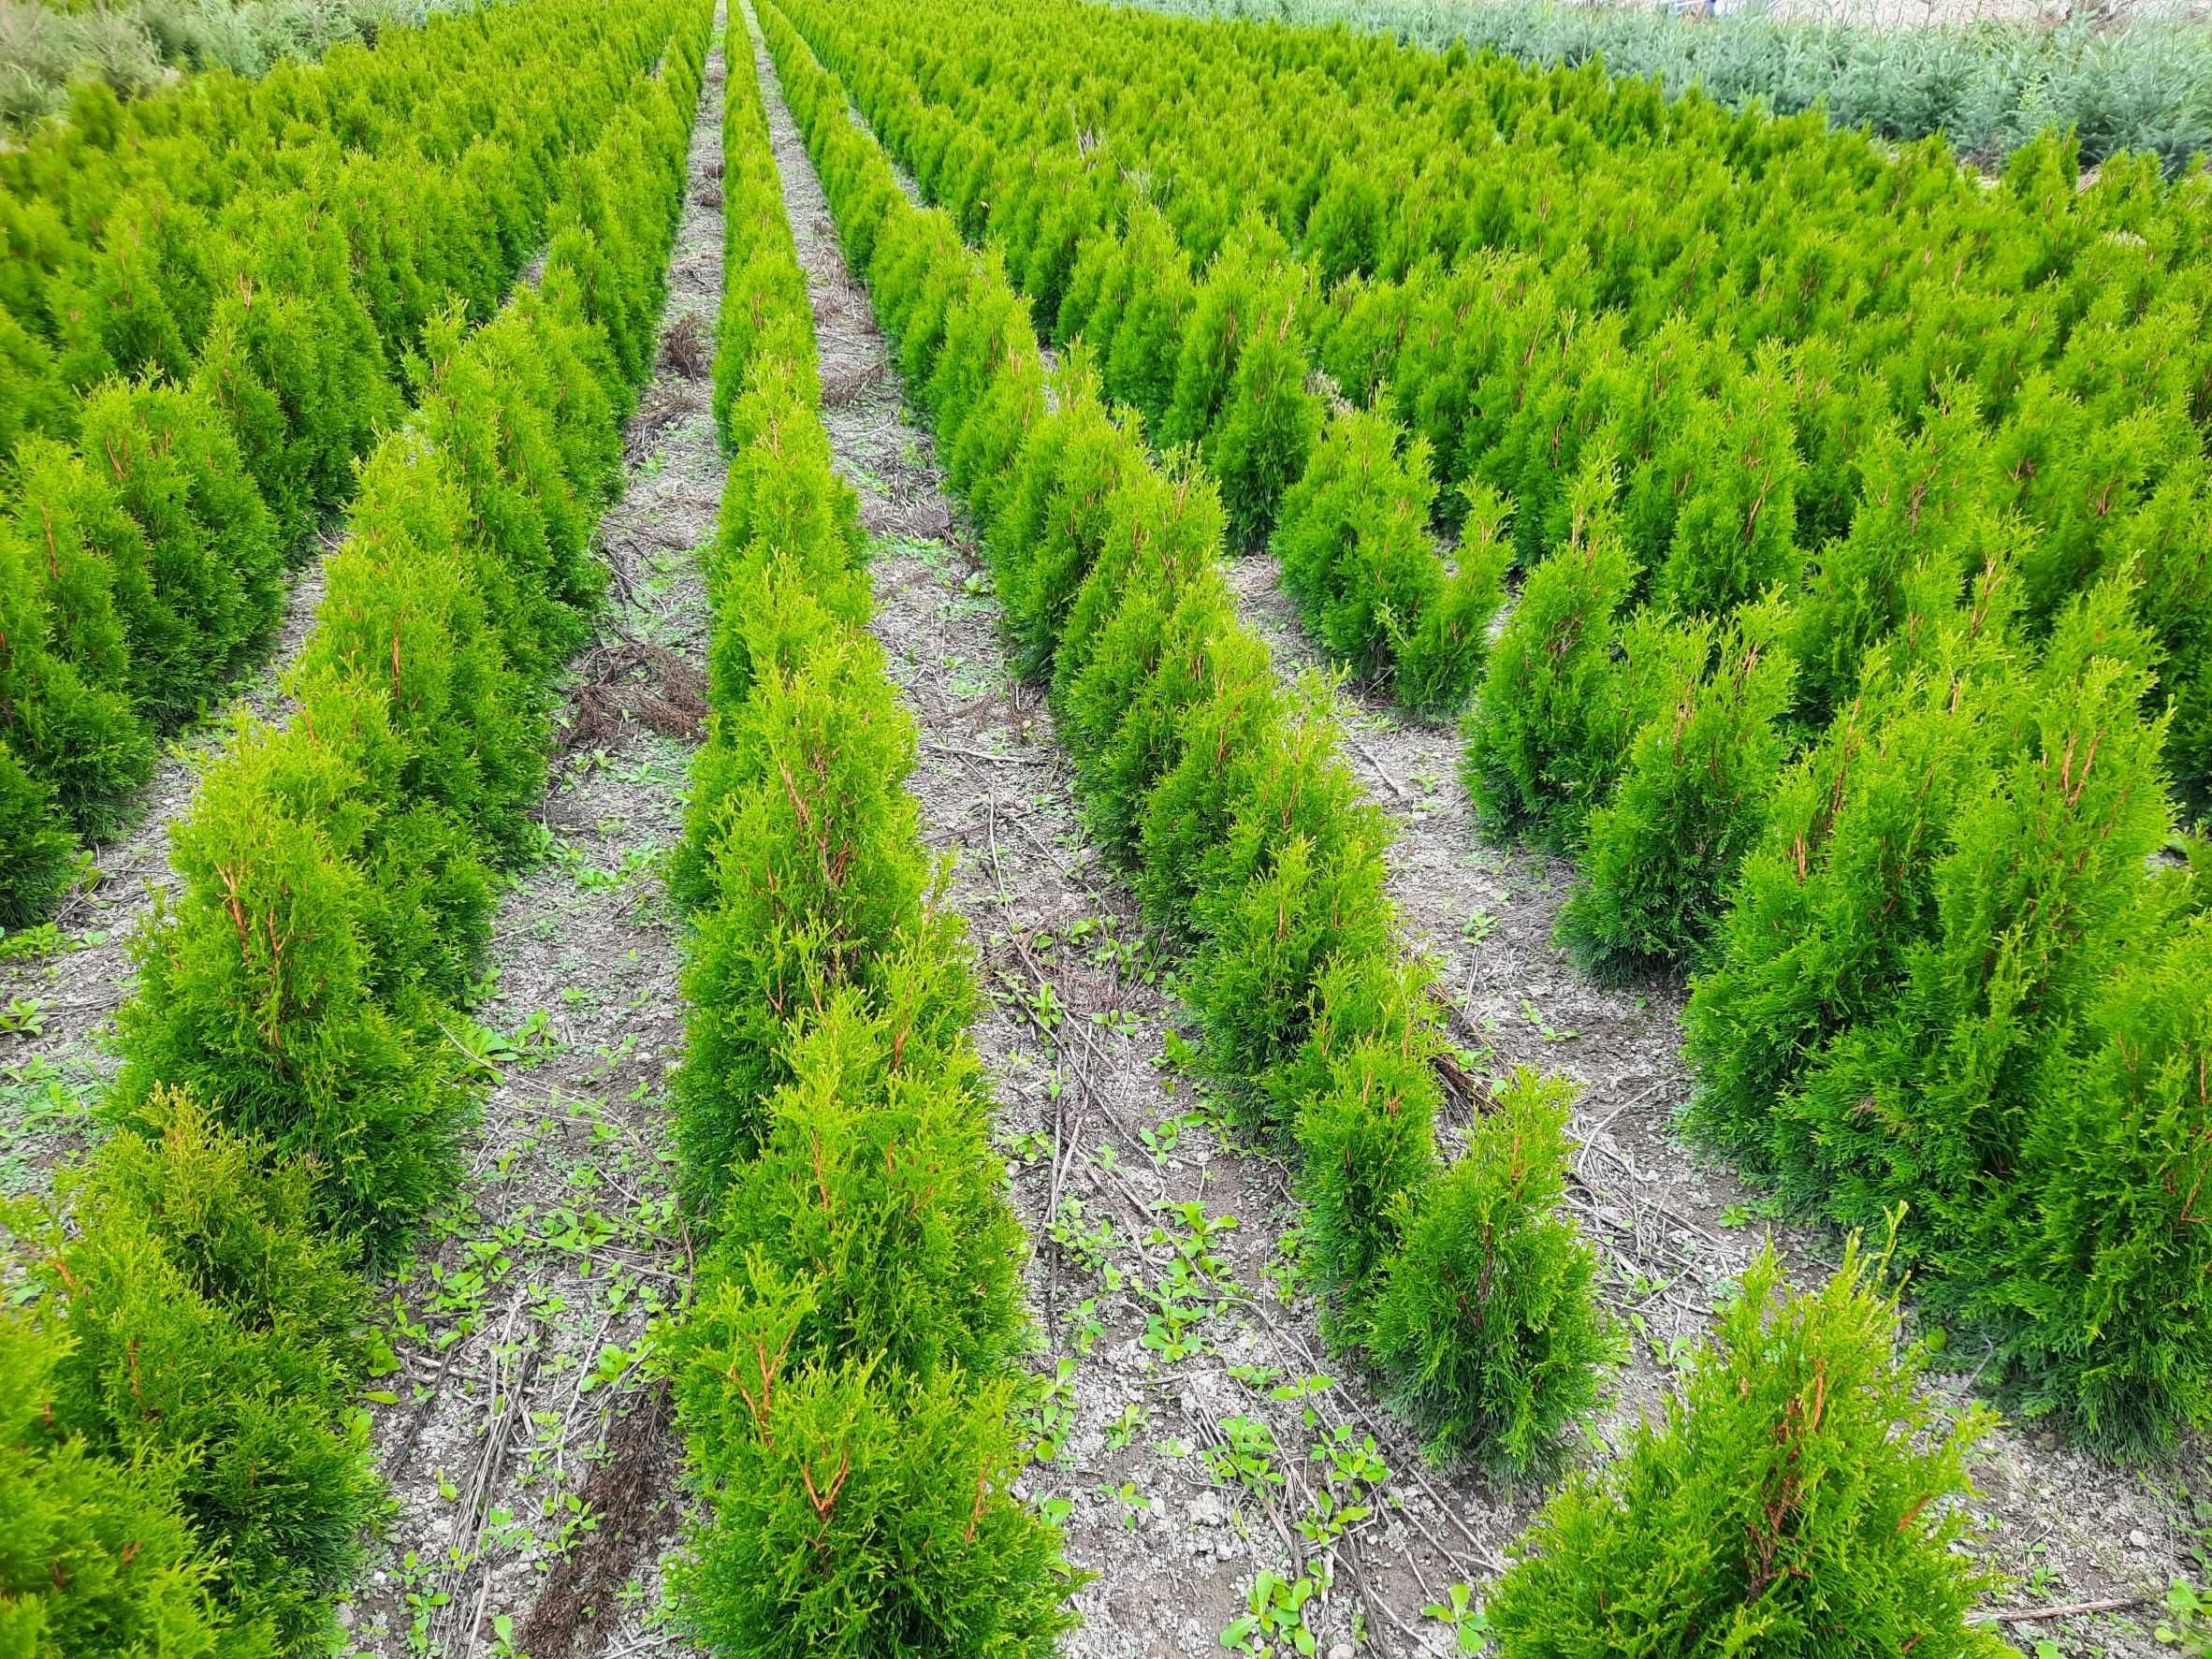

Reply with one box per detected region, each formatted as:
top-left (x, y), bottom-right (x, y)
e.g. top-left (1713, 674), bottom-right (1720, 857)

top-left (0, 555), bottom-right (330, 1195)
top-left (757, 15), bottom-right (2191, 1654)
top-left (1215, 560), bottom-right (2190, 1654)
top-left (340, 28), bottom-right (728, 1658)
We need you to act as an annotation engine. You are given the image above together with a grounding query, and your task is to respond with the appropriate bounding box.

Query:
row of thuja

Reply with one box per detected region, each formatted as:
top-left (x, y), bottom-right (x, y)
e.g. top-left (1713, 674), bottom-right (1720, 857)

top-left (648, 5), bottom-right (2017, 1652)
top-left (776, 0), bottom-right (2211, 814)
top-left (651, 17), bottom-right (1081, 1648)
top-left (0, 0), bottom-right (681, 927)
top-left (0, 8), bottom-right (708, 1653)
top-left (776, 0), bottom-right (2212, 1457)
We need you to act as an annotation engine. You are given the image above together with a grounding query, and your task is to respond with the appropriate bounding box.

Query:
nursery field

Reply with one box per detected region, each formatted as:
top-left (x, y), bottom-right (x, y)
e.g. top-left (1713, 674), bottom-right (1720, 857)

top-left (1, 0), bottom-right (2207, 1656)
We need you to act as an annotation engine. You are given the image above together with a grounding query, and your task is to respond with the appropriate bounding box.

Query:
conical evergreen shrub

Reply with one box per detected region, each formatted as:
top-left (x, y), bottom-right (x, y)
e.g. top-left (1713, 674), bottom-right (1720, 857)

top-left (32, 1089), bottom-right (379, 1653)
top-left (1369, 1069), bottom-right (1615, 1472)
top-left (1484, 1238), bottom-right (2005, 1659)
top-left (1557, 596), bottom-right (1796, 980)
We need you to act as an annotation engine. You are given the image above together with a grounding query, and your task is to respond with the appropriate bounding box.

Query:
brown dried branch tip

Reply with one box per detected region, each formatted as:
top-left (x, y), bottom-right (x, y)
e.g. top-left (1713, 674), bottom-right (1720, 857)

top-left (560, 638), bottom-right (709, 749)
top-left (661, 309), bottom-right (714, 380)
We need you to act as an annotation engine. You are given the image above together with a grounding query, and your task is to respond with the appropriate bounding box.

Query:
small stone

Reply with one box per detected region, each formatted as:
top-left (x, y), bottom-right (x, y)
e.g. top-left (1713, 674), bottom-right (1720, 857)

top-left (2130, 1528), bottom-right (2151, 1549)
top-left (1187, 1491), bottom-right (1228, 1529)
top-left (1329, 1646), bottom-right (1356, 1659)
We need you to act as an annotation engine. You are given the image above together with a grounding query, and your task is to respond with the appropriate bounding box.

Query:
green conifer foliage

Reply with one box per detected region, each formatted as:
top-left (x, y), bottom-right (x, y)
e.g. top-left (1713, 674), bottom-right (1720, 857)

top-left (1396, 485), bottom-right (1511, 718)
top-left (0, 517), bottom-right (155, 853)
top-left (34, 1089), bottom-right (378, 1652)
top-left (2113, 457), bottom-right (2212, 822)
top-left (1648, 359), bottom-right (1804, 618)
top-left (1160, 216), bottom-right (1293, 453)
top-left (672, 625), bottom-right (940, 1218)
top-left (1461, 458), bottom-right (1642, 843)
top-left (1275, 404), bottom-right (1448, 695)
top-left (111, 721), bottom-right (471, 1267)
top-left (760, 0), bottom-right (1625, 1489)
top-left (1203, 289), bottom-right (1322, 548)
top-left (1286, 955), bottom-right (1444, 1344)
top-left (1181, 682), bottom-right (1397, 1119)
top-left (682, 987), bottom-right (1025, 1389)
top-left (1102, 206), bottom-right (1194, 433)
top-left (1786, 388), bottom-right (1997, 728)
top-left (669, 1326), bottom-right (1080, 1658)
top-left (1558, 597), bottom-right (1797, 980)
top-left (1064, 564), bottom-right (1242, 866)
top-left (0, 1307), bottom-right (253, 1659)
top-left (663, 26), bottom-right (1083, 1648)
top-left (0, 738), bottom-right (75, 929)
top-left (1051, 453), bottom-right (1229, 724)
top-left (1484, 1240), bottom-right (2006, 1659)
top-left (75, 378), bottom-right (282, 731)
top-left (8, 443), bottom-right (135, 697)
top-left (984, 357), bottom-right (1143, 681)
top-left (1369, 1070), bottom-right (1616, 1472)
top-left (1129, 619), bottom-right (1282, 939)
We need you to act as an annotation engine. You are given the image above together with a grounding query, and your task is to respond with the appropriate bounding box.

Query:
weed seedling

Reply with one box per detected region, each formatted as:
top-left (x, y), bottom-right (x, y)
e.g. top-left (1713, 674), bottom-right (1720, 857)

top-left (1423, 1582), bottom-right (1490, 1654)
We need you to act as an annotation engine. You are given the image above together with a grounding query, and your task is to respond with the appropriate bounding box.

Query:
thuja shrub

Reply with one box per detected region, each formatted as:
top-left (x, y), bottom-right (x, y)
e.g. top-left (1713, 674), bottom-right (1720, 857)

top-left (672, 625), bottom-right (951, 1220)
top-left (1062, 545), bottom-right (1244, 867)
top-left (668, 1285), bottom-right (1081, 1659)
top-left (109, 715), bottom-right (473, 1267)
top-left (1461, 458), bottom-right (1643, 844)
top-left (1557, 597), bottom-right (1797, 982)
top-left (1128, 611), bottom-right (1282, 940)
top-left (0, 1307), bottom-right (249, 1659)
top-left (306, 485), bottom-right (548, 870)
top-left (75, 377), bottom-right (284, 732)
top-left (1185, 688), bottom-right (1398, 1117)
top-left (1274, 405), bottom-right (1443, 694)
top-left (9, 441), bottom-right (138, 699)
top-left (983, 351), bottom-right (1145, 681)
top-left (1285, 954), bottom-right (1444, 1344)
top-left (0, 739), bottom-right (75, 929)
top-left (1100, 206), bottom-right (1194, 434)
top-left (1484, 1239), bottom-right (2005, 1659)
top-left (1784, 388), bottom-right (1998, 730)
top-left (712, 363), bottom-right (866, 593)
top-left (1159, 216), bottom-right (1294, 455)
top-left (0, 453), bottom-right (157, 846)
top-left (1369, 1069), bottom-right (1615, 1473)
top-left (29, 1088), bottom-right (378, 1653)
top-left (1987, 911), bottom-right (2212, 1444)
top-left (1690, 570), bottom-right (2212, 1447)
top-left (2119, 453), bottom-right (2212, 822)
top-left (1397, 487), bottom-right (1511, 720)
top-left (666, 28), bottom-right (1084, 1655)
top-left (1647, 359), bottom-right (1804, 619)
top-left (1050, 450), bottom-right (1229, 726)
top-left (1204, 288), bottom-right (1321, 549)
top-left (1684, 561), bottom-right (2024, 1171)
top-left (677, 983), bottom-right (1025, 1388)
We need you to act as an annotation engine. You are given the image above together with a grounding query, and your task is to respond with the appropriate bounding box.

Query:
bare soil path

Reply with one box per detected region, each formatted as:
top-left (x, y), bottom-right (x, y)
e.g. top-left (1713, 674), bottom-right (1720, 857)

top-left (0, 558), bottom-right (328, 1194)
top-left (343, 27), bottom-right (727, 1657)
